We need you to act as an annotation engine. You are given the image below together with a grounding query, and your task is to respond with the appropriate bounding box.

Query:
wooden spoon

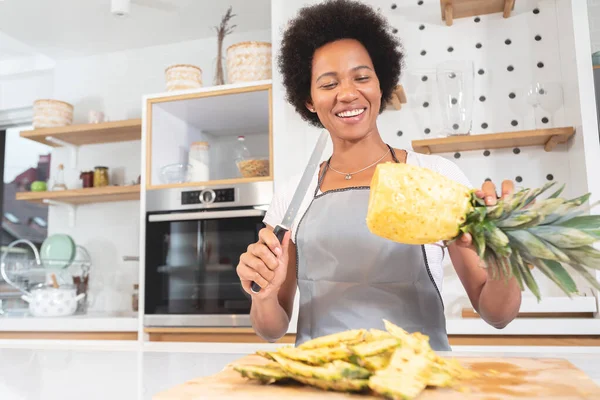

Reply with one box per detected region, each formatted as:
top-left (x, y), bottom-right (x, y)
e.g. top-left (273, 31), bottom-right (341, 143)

top-left (50, 274), bottom-right (59, 289)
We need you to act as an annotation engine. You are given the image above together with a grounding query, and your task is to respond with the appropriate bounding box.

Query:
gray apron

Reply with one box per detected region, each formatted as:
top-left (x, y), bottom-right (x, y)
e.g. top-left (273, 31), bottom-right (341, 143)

top-left (294, 146), bottom-right (450, 351)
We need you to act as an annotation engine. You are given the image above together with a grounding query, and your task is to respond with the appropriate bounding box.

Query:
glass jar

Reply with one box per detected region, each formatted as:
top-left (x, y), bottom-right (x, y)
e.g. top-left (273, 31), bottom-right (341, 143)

top-left (80, 171), bottom-right (94, 188)
top-left (188, 141), bottom-right (210, 182)
top-left (93, 166), bottom-right (109, 187)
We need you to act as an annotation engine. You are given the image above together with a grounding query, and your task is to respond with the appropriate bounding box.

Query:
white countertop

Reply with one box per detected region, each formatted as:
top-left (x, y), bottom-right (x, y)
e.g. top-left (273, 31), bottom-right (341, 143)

top-left (0, 312), bottom-right (138, 332)
top-left (0, 341), bottom-right (599, 400)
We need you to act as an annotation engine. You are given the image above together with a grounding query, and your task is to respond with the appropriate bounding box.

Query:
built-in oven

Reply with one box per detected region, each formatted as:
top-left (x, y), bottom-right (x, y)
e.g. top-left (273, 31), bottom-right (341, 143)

top-left (144, 181), bottom-right (272, 327)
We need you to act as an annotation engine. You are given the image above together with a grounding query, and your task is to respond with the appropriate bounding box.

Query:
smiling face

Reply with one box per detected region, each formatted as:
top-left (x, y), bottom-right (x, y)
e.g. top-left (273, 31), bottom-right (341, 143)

top-left (307, 39), bottom-right (382, 141)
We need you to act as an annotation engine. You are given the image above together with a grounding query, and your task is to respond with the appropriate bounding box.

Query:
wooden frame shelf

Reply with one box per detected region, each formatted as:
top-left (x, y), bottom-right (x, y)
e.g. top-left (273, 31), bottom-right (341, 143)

top-left (145, 81), bottom-right (274, 190)
top-left (385, 85), bottom-right (407, 110)
top-left (16, 185), bottom-right (141, 205)
top-left (20, 119), bottom-right (142, 147)
top-left (412, 127), bottom-right (575, 155)
top-left (441, 0), bottom-right (516, 26)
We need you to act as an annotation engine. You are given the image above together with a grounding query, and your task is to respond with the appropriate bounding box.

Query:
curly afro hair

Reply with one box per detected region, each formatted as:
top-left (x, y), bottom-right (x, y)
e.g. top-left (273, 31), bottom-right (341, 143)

top-left (277, 0), bottom-right (404, 128)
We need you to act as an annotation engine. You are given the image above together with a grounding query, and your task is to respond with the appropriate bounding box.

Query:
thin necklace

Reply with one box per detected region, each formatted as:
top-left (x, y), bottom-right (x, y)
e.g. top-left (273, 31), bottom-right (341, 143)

top-left (327, 147), bottom-right (391, 180)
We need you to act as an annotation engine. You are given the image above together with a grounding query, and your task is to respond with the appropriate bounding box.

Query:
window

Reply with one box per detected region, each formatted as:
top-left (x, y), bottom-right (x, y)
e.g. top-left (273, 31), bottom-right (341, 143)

top-left (32, 217), bottom-right (47, 228)
top-left (4, 213), bottom-right (19, 224)
top-left (1, 125), bottom-right (52, 249)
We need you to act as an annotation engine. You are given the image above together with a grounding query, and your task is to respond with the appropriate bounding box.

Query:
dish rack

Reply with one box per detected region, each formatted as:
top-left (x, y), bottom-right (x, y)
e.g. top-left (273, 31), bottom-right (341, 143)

top-left (0, 239), bottom-right (92, 316)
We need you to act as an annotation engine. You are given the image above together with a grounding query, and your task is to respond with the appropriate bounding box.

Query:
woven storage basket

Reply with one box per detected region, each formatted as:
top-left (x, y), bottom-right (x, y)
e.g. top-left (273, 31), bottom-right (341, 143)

top-left (226, 41), bottom-right (272, 83)
top-left (33, 99), bottom-right (74, 128)
top-left (165, 64), bottom-right (203, 91)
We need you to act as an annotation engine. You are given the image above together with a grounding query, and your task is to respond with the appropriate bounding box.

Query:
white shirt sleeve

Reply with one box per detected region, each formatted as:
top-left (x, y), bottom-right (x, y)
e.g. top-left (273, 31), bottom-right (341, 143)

top-left (263, 186), bottom-right (286, 229)
top-left (261, 172), bottom-right (317, 243)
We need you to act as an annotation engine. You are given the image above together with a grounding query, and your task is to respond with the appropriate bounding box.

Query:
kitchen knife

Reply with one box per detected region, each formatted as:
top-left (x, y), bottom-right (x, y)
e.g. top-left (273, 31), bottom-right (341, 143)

top-left (251, 129), bottom-right (329, 293)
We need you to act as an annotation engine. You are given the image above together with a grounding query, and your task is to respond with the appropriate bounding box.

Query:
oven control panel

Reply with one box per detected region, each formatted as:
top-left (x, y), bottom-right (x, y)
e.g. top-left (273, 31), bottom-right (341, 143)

top-left (181, 188), bottom-right (235, 205)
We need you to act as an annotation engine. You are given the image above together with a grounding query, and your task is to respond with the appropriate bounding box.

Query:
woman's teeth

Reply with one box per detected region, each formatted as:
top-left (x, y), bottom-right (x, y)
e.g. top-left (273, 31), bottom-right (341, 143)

top-left (336, 108), bottom-right (365, 118)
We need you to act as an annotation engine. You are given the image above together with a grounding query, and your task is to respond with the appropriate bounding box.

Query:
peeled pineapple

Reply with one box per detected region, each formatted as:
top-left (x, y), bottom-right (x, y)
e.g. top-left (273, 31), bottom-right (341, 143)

top-left (367, 162), bottom-right (472, 244)
top-left (366, 162), bottom-right (600, 300)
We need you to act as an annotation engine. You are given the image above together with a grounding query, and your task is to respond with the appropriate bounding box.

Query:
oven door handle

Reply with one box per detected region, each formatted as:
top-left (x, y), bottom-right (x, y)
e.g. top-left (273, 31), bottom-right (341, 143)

top-left (148, 209), bottom-right (266, 222)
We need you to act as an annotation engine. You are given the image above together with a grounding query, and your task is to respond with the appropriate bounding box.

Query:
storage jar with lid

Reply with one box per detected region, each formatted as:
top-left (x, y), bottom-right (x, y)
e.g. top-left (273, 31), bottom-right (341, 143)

top-left (94, 166), bottom-right (109, 187)
top-left (188, 141), bottom-right (210, 182)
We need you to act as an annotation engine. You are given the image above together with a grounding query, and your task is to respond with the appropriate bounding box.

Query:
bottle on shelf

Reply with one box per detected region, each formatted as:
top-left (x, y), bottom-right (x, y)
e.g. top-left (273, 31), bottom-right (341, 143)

top-left (51, 164), bottom-right (68, 191)
top-left (234, 136), bottom-right (250, 163)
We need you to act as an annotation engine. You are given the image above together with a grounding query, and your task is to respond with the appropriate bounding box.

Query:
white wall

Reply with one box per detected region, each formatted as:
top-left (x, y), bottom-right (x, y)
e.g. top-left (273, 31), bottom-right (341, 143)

top-left (9, 29), bottom-right (271, 314)
top-left (271, 0), bottom-right (597, 317)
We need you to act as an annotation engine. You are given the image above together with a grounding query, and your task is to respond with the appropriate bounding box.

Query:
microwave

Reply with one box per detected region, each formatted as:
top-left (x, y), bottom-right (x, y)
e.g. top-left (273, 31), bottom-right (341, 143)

top-left (144, 181), bottom-right (273, 327)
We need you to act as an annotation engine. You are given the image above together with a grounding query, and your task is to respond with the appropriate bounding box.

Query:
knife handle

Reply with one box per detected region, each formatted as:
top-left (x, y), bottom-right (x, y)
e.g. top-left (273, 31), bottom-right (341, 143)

top-left (250, 225), bottom-right (289, 294)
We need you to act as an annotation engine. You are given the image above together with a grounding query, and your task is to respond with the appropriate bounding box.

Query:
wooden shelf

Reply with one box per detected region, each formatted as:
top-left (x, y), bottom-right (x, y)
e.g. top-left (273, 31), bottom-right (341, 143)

top-left (20, 119), bottom-right (142, 147)
top-left (411, 127), bottom-right (575, 154)
top-left (16, 185), bottom-right (141, 205)
top-left (441, 0), bottom-right (515, 26)
top-left (385, 85), bottom-right (407, 110)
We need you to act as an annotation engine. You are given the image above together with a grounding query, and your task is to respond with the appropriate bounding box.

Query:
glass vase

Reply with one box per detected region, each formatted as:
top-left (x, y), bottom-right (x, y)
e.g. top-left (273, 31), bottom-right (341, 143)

top-left (435, 60), bottom-right (474, 136)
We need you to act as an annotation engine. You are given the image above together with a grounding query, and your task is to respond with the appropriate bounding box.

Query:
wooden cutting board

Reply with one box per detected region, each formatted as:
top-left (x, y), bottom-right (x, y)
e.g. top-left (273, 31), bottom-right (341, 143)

top-left (153, 354), bottom-right (600, 400)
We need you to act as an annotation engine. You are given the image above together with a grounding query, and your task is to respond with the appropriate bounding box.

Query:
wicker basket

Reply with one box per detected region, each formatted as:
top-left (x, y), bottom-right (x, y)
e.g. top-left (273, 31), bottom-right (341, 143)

top-left (226, 41), bottom-right (272, 83)
top-left (32, 99), bottom-right (74, 128)
top-left (165, 64), bottom-right (203, 91)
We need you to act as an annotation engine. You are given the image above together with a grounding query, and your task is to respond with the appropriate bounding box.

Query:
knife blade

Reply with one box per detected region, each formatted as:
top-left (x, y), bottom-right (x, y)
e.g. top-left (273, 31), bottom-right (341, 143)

top-left (251, 129), bottom-right (329, 293)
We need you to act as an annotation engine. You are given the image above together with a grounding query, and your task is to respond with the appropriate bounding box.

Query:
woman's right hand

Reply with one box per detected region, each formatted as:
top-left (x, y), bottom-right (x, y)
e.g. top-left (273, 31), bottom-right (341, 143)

top-left (237, 228), bottom-right (290, 298)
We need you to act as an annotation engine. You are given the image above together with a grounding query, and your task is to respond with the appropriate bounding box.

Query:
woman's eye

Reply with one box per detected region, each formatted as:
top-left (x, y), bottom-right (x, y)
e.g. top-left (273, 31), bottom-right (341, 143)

top-left (322, 82), bottom-right (337, 89)
top-left (356, 76), bottom-right (370, 81)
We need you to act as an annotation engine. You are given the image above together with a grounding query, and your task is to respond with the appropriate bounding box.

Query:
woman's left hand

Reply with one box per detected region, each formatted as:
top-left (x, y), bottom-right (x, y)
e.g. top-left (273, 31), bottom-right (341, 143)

top-left (455, 179), bottom-right (515, 248)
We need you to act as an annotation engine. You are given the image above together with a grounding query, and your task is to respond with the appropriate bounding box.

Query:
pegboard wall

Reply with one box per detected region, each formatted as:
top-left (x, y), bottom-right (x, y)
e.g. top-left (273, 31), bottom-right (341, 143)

top-left (376, 0), bottom-right (586, 301)
top-left (271, 0), bottom-right (592, 304)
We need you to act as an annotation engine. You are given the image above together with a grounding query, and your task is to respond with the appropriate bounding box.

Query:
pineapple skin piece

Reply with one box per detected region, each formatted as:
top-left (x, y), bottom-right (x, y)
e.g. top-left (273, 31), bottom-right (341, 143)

top-left (232, 364), bottom-right (289, 384)
top-left (291, 375), bottom-right (369, 392)
top-left (297, 329), bottom-right (367, 349)
top-left (366, 162), bottom-right (473, 244)
top-left (277, 344), bottom-right (352, 365)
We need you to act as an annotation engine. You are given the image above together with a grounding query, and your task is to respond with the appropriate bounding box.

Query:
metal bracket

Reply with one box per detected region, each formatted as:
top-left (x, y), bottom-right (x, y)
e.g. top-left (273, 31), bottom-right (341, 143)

top-left (45, 136), bottom-right (79, 166)
top-left (43, 199), bottom-right (76, 227)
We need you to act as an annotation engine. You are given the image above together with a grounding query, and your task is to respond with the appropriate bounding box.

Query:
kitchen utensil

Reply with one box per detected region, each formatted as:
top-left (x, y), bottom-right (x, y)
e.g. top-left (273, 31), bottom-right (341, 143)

top-left (154, 354), bottom-right (600, 400)
top-left (160, 163), bottom-right (193, 184)
top-left (50, 274), bottom-right (59, 288)
top-left (40, 234), bottom-right (76, 269)
top-left (250, 129), bottom-right (329, 293)
top-left (21, 283), bottom-right (85, 317)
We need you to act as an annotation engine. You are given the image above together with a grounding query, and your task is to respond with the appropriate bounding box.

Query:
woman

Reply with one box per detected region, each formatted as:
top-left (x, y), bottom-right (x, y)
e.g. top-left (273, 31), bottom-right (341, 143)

top-left (236, 0), bottom-right (522, 350)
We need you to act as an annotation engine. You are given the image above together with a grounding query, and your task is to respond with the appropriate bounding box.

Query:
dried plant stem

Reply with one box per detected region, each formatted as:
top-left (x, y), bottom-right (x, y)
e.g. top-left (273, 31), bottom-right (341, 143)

top-left (214, 6), bottom-right (236, 85)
